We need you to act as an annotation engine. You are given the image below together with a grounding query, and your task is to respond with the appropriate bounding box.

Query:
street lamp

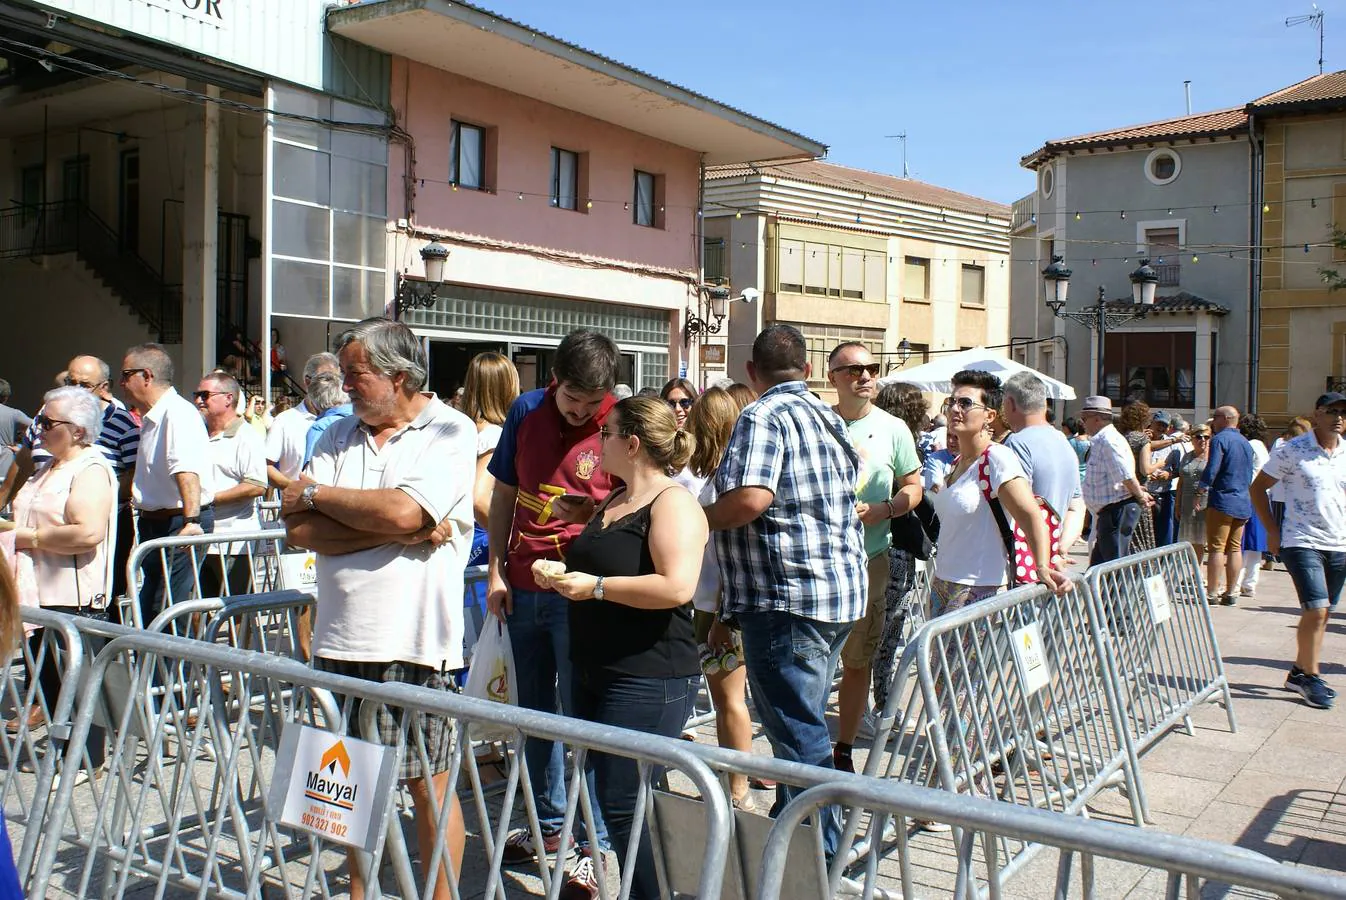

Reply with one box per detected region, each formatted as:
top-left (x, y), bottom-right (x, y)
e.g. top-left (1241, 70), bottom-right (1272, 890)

top-left (1042, 257), bottom-right (1158, 398)
top-left (896, 337), bottom-right (913, 365)
top-left (395, 240), bottom-right (451, 315)
top-left (683, 285), bottom-right (759, 345)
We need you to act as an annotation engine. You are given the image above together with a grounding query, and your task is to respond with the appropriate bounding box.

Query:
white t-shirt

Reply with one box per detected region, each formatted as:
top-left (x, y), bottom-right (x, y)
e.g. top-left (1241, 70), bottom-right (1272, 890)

top-left (207, 419), bottom-right (268, 534)
top-left (929, 443), bottom-right (1027, 587)
top-left (265, 405), bottom-right (317, 480)
top-left (692, 478), bottom-right (720, 613)
top-left (477, 422), bottom-right (503, 458)
top-left (133, 387), bottom-right (215, 511)
top-left (1262, 432), bottom-right (1346, 552)
top-left (307, 395), bottom-right (476, 669)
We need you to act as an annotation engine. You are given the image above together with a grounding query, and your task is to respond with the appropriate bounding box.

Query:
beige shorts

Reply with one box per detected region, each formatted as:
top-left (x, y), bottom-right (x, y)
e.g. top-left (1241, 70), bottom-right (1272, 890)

top-left (841, 552), bottom-right (890, 670)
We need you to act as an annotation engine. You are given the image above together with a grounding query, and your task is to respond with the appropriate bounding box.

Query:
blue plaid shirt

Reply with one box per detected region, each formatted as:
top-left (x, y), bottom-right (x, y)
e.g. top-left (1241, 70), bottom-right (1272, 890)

top-left (714, 381), bottom-right (867, 623)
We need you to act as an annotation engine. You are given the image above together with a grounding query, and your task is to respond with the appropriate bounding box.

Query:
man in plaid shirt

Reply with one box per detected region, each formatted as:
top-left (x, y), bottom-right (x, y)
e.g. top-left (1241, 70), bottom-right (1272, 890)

top-left (706, 324), bottom-right (866, 858)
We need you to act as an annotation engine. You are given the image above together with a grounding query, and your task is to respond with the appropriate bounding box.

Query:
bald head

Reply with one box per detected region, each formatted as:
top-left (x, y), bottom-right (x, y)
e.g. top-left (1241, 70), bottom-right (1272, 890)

top-left (1212, 405), bottom-right (1240, 433)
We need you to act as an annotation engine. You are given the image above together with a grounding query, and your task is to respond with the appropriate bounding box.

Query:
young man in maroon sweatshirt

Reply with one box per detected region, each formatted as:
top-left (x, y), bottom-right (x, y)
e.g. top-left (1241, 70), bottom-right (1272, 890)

top-left (486, 328), bottom-right (618, 895)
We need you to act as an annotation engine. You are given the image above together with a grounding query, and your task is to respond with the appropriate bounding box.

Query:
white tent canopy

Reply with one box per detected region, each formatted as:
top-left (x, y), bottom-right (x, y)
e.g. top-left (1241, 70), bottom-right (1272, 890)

top-left (878, 346), bottom-right (1077, 400)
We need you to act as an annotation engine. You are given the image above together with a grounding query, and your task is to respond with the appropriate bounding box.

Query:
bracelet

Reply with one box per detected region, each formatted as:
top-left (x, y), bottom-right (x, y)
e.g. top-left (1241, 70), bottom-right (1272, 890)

top-left (886, 498), bottom-right (897, 519)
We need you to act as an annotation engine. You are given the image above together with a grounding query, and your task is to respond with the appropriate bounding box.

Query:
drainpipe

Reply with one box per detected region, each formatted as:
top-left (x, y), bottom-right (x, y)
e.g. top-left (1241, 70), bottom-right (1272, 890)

top-left (1247, 112), bottom-right (1263, 414)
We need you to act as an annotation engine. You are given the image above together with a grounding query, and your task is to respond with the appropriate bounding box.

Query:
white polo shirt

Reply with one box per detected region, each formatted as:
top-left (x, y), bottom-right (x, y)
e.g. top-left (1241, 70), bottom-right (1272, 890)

top-left (265, 404), bottom-right (317, 480)
top-left (306, 394), bottom-right (475, 669)
top-left (207, 417), bottom-right (268, 533)
top-left (133, 387), bottom-right (214, 512)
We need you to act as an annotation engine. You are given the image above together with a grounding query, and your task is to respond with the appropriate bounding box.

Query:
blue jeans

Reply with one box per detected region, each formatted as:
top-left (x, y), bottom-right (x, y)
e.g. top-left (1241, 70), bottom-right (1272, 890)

top-left (506, 589), bottom-right (607, 845)
top-left (1090, 499), bottom-right (1141, 565)
top-left (572, 668), bottom-right (697, 900)
top-left (1152, 491), bottom-right (1177, 547)
top-left (1281, 547), bottom-right (1346, 611)
top-left (737, 610), bottom-right (851, 859)
top-left (135, 506), bottom-right (215, 625)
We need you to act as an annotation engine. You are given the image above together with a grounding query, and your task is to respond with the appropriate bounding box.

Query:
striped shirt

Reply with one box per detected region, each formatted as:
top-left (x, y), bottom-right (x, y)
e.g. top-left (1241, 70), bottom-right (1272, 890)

top-left (713, 380), bottom-right (867, 623)
top-left (24, 396), bottom-right (140, 473)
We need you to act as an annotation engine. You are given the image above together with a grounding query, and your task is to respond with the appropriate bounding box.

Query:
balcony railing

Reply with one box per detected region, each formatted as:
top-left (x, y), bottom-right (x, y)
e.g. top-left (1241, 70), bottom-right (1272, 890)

top-left (1154, 263), bottom-right (1180, 287)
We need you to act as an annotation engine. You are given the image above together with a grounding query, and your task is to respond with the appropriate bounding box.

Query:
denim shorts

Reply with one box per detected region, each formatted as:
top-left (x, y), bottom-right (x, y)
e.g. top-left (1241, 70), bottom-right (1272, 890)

top-left (1281, 546), bottom-right (1346, 611)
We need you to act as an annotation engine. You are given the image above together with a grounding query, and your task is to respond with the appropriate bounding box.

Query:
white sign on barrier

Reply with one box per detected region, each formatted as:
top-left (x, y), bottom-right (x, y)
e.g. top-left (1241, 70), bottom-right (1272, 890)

top-left (1011, 622), bottom-right (1050, 695)
top-left (278, 550), bottom-right (318, 596)
top-left (1143, 575), bottom-right (1172, 625)
top-left (270, 724), bottom-right (396, 852)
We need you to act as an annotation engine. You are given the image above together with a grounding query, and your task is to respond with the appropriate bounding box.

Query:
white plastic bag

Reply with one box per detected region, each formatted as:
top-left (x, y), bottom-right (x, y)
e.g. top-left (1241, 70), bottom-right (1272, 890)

top-left (463, 613), bottom-right (515, 739)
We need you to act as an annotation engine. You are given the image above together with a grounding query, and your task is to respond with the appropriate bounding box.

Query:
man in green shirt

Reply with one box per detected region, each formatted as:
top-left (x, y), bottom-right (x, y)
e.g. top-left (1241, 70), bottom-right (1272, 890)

top-left (828, 342), bottom-right (923, 772)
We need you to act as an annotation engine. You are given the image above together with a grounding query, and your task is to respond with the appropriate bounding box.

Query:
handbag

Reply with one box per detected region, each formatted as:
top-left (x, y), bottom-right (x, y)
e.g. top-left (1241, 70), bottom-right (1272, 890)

top-left (890, 503), bottom-right (935, 560)
top-left (976, 449), bottom-right (1061, 587)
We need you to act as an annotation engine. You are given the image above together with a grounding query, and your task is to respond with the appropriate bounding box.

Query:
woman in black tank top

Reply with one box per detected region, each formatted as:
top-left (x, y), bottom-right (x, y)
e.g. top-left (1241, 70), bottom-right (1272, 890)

top-left (544, 397), bottom-right (706, 900)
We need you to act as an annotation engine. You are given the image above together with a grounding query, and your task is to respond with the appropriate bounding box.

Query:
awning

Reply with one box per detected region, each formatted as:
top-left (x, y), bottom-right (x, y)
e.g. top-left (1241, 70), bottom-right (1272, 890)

top-left (879, 346), bottom-right (1076, 400)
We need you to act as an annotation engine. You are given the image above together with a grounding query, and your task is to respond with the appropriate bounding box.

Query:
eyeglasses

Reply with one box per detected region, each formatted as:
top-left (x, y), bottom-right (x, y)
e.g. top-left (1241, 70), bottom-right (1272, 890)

top-left (830, 363), bottom-right (882, 379)
top-left (119, 368), bottom-right (148, 383)
top-left (598, 427), bottom-right (631, 440)
top-left (942, 396), bottom-right (989, 413)
top-left (35, 415), bottom-right (75, 432)
top-left (1320, 408), bottom-right (1346, 419)
top-left (63, 376), bottom-right (102, 390)
top-left (665, 398), bottom-right (694, 410)
top-left (192, 390), bottom-right (232, 403)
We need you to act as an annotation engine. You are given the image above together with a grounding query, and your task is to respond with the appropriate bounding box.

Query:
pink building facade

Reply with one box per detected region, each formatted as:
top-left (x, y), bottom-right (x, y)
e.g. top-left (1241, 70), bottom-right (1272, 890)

top-left (328, 0), bottom-right (822, 393)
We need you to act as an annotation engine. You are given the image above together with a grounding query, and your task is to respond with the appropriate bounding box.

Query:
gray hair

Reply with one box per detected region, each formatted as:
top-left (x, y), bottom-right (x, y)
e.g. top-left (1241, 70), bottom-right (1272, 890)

top-left (203, 371), bottom-right (242, 399)
top-left (1003, 371), bottom-right (1048, 414)
top-left (303, 352), bottom-right (340, 384)
top-left (335, 318), bottom-right (427, 391)
top-left (126, 343), bottom-right (174, 385)
top-left (306, 372), bottom-right (348, 413)
top-left (1171, 416), bottom-right (1189, 433)
top-left (612, 383), bottom-right (634, 400)
top-left (43, 386), bottom-right (103, 446)
top-left (0, 379), bottom-right (10, 403)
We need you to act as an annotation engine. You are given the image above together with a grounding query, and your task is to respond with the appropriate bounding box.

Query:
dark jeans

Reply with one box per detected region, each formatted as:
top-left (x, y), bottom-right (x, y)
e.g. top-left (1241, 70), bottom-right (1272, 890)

top-left (109, 506), bottom-right (135, 603)
top-left (737, 610), bottom-right (851, 859)
top-left (199, 552), bottom-right (252, 599)
top-left (1090, 499), bottom-right (1141, 565)
top-left (29, 627), bottom-right (104, 771)
top-left (571, 668), bottom-right (697, 900)
top-left (506, 589), bottom-right (607, 845)
top-left (135, 507), bottom-right (215, 626)
top-left (1281, 546), bottom-right (1346, 611)
top-left (1152, 491), bottom-right (1177, 547)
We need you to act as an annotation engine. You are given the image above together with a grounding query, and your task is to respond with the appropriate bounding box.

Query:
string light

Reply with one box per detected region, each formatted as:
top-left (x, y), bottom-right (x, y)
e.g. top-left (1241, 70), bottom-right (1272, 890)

top-left (735, 211), bottom-right (742, 219)
top-left (586, 200), bottom-right (593, 209)
top-left (1030, 213), bottom-right (1036, 224)
top-left (1191, 254), bottom-right (1199, 263)
top-left (1120, 211), bottom-right (1126, 220)
top-left (1264, 203), bottom-right (1271, 213)
top-left (1305, 243), bottom-right (1312, 253)
top-left (517, 192), bottom-right (524, 200)
top-left (1075, 211), bottom-right (1081, 221)
top-left (1312, 198), bottom-right (1318, 208)
top-left (1166, 208), bottom-right (1173, 216)
top-left (1213, 205), bottom-right (1219, 214)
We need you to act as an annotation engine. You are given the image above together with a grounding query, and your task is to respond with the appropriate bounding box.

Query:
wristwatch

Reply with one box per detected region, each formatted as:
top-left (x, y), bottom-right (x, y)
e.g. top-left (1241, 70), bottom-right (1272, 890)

top-left (183, 515), bottom-right (201, 525)
top-left (301, 484), bottom-right (320, 511)
top-left (593, 576), bottom-right (606, 601)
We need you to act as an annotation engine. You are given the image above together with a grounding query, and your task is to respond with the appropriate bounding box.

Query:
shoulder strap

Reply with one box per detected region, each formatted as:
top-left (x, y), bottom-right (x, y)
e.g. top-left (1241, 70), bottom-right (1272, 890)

top-left (977, 449), bottom-right (1016, 564)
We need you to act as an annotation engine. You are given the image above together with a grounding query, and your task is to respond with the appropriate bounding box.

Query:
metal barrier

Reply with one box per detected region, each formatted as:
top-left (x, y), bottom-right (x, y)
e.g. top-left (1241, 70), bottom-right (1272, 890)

top-left (121, 529), bottom-right (289, 629)
top-left (852, 575), bottom-right (1143, 889)
top-left (1086, 542), bottom-right (1238, 789)
top-left (29, 623), bottom-right (732, 900)
top-left (761, 778), bottom-right (1346, 900)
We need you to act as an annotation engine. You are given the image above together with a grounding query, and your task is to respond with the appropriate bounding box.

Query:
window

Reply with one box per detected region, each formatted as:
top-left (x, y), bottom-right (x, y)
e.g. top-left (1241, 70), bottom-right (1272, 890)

top-left (704, 237), bottom-right (726, 282)
top-left (960, 264), bottom-right (985, 306)
top-left (1144, 148), bottom-right (1181, 186)
top-left (633, 170), bottom-right (656, 226)
top-left (551, 147), bottom-right (578, 210)
top-left (1103, 331), bottom-right (1196, 407)
top-left (778, 238), bottom-right (804, 292)
top-left (904, 256), bottom-right (930, 300)
top-left (1145, 227), bottom-right (1181, 286)
top-left (449, 120), bottom-right (486, 190)
top-left (790, 323), bottom-right (885, 385)
top-left (1040, 165), bottom-right (1055, 199)
top-left (19, 165), bottom-right (42, 226)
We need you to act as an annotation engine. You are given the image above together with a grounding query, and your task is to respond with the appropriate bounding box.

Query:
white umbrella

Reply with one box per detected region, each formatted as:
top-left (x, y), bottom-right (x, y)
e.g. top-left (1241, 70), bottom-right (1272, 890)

top-left (879, 346), bottom-right (1077, 400)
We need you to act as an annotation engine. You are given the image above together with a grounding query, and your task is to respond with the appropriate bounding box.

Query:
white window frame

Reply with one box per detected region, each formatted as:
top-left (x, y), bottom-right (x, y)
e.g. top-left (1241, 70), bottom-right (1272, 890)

top-left (1143, 148), bottom-right (1182, 186)
top-left (1135, 218), bottom-right (1187, 252)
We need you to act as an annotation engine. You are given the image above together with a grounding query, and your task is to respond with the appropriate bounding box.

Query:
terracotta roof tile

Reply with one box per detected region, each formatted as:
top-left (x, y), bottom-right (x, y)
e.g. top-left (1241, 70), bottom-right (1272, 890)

top-left (706, 159), bottom-right (1009, 217)
top-left (1104, 291), bottom-right (1229, 315)
top-left (1021, 108), bottom-right (1248, 167)
top-left (1251, 71), bottom-right (1346, 110)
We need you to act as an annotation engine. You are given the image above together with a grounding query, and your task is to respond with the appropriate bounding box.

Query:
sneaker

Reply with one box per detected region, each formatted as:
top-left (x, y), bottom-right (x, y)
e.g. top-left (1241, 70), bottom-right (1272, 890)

top-left (858, 707), bottom-right (880, 740)
top-left (500, 828), bottom-right (562, 865)
top-left (1286, 670), bottom-right (1335, 709)
top-left (52, 768), bottom-right (91, 792)
top-left (913, 818), bottom-right (952, 833)
top-left (1220, 593), bottom-right (1237, 607)
top-left (558, 849), bottom-right (599, 900)
top-left (1287, 668), bottom-right (1338, 699)
top-left (832, 746), bottom-right (855, 774)
top-left (1239, 587), bottom-right (1256, 598)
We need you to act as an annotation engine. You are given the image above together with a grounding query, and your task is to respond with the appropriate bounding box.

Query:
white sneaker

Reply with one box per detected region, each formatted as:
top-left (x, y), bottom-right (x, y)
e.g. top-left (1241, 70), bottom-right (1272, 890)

top-left (858, 707), bottom-right (880, 740)
top-left (52, 769), bottom-right (91, 792)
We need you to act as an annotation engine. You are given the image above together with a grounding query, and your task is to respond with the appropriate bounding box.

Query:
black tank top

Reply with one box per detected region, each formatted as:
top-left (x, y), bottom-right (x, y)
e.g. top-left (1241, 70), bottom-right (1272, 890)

top-left (565, 487), bottom-right (699, 678)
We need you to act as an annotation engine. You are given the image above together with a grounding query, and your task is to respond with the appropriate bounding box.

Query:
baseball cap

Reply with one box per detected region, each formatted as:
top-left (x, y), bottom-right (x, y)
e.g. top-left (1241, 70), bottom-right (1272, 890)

top-left (1151, 410), bottom-right (1171, 424)
top-left (1081, 395), bottom-right (1113, 414)
top-left (1316, 391), bottom-right (1346, 409)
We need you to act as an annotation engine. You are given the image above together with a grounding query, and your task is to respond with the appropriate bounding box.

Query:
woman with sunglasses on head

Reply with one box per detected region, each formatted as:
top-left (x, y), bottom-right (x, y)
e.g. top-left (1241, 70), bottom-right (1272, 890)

top-left (928, 371), bottom-right (1070, 618)
top-left (1176, 424), bottom-right (1213, 570)
top-left (2, 386), bottom-right (115, 783)
top-left (543, 396), bottom-right (705, 899)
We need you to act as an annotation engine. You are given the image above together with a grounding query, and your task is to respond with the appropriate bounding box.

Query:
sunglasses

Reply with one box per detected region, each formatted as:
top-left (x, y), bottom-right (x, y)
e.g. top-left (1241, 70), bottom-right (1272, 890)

top-left (63, 377), bottom-right (102, 390)
top-left (192, 390), bottom-right (232, 403)
top-left (119, 368), bottom-right (149, 382)
top-left (830, 363), bottom-right (882, 378)
top-left (36, 415), bottom-right (75, 432)
top-left (943, 396), bottom-right (989, 413)
top-left (598, 426), bottom-right (631, 440)
top-left (665, 398), bottom-right (694, 410)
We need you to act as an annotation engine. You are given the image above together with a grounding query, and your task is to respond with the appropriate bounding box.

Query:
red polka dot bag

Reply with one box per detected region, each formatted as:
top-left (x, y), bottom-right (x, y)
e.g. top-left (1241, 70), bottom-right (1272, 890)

top-left (977, 449), bottom-right (1062, 587)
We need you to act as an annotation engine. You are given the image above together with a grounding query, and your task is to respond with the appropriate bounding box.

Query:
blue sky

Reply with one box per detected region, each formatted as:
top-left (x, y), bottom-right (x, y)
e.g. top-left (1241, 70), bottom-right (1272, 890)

top-left (488, 0), bottom-right (1333, 204)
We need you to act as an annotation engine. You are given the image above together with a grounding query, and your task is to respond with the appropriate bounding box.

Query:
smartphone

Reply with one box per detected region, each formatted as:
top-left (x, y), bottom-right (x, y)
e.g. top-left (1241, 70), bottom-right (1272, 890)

top-left (557, 493), bottom-right (590, 505)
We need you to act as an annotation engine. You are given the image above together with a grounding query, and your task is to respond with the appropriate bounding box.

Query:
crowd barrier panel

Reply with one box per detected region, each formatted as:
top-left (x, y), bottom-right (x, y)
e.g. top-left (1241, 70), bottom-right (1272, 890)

top-left (121, 529), bottom-right (289, 629)
top-left (1085, 542), bottom-right (1238, 769)
top-left (760, 778), bottom-right (1346, 900)
top-left (29, 623), bottom-right (733, 900)
top-left (850, 575), bottom-right (1144, 889)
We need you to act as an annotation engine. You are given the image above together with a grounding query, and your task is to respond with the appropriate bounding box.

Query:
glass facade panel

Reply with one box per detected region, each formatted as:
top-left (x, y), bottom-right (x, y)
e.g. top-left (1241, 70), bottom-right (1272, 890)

top-left (332, 267), bottom-right (384, 321)
top-left (273, 259), bottom-right (331, 316)
top-left (333, 212), bottom-right (383, 268)
top-left (273, 144), bottom-right (330, 205)
top-left (273, 200), bottom-right (330, 260)
top-left (332, 157), bottom-right (387, 216)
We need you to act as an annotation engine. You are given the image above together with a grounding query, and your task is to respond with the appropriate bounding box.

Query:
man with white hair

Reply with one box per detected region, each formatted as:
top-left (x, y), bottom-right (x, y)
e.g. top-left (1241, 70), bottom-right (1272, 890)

top-left (1002, 372), bottom-right (1086, 560)
top-left (265, 352), bottom-right (341, 491)
top-left (299, 372), bottom-right (351, 468)
top-left (283, 317), bottom-right (474, 895)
